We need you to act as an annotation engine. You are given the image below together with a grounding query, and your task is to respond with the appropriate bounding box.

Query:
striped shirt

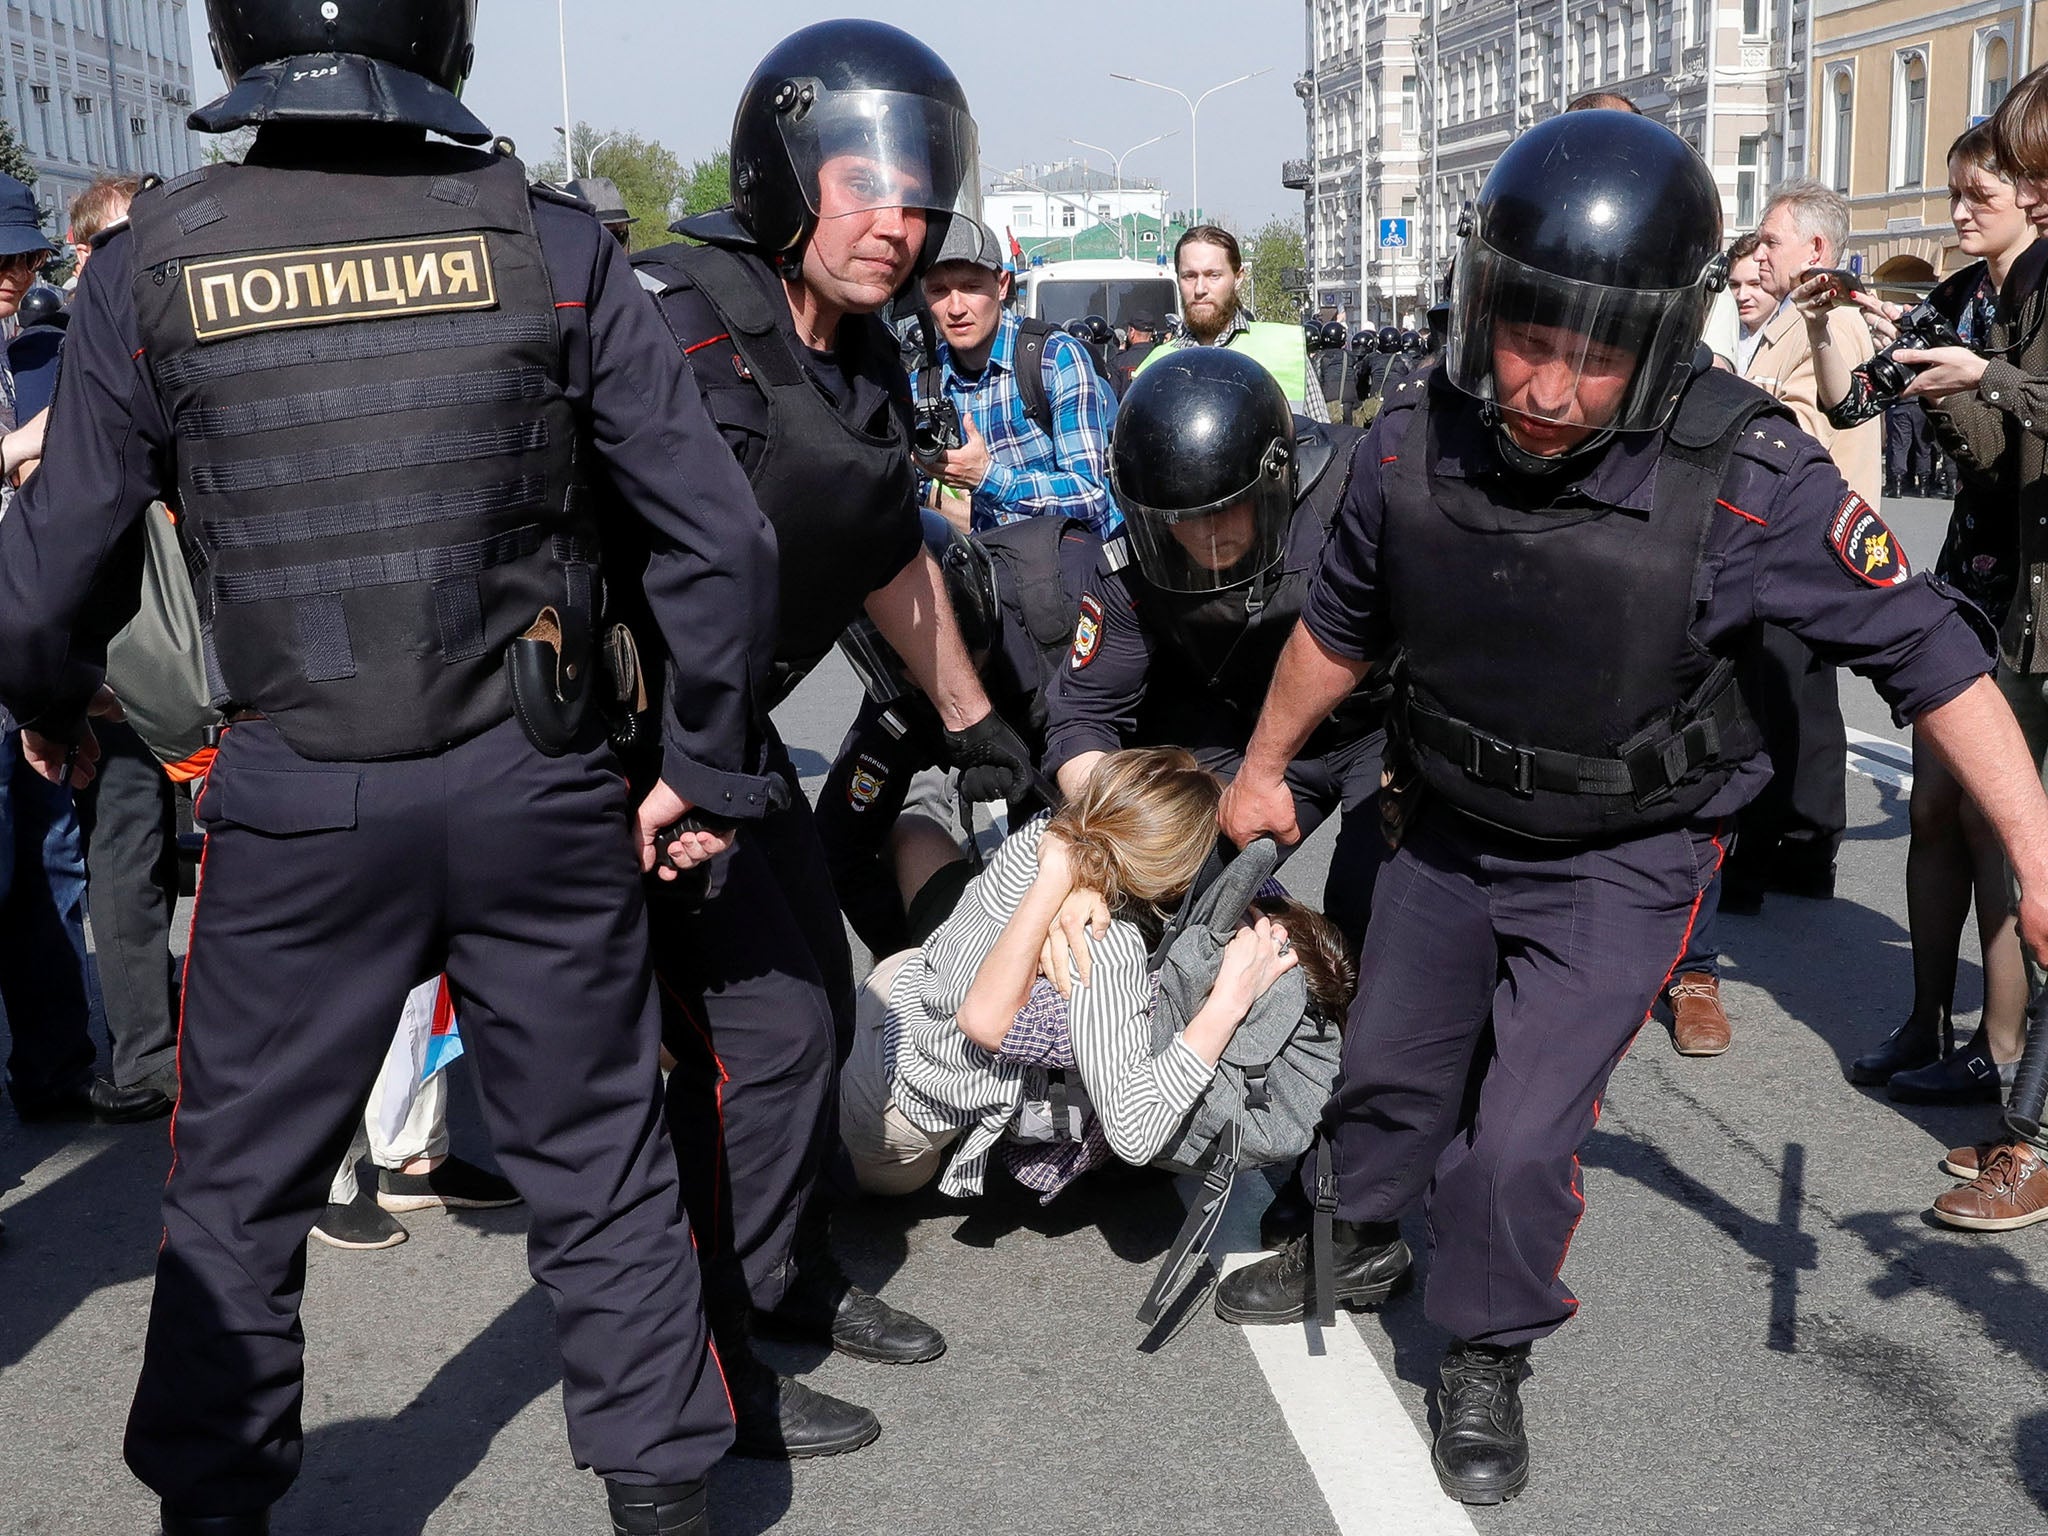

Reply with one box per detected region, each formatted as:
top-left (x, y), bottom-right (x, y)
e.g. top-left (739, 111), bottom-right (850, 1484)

top-left (934, 311), bottom-right (1121, 538)
top-left (887, 813), bottom-right (1216, 1197)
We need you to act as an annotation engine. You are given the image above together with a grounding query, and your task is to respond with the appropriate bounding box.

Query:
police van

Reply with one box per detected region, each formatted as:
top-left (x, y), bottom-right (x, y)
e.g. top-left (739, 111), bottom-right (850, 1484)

top-left (1012, 257), bottom-right (1181, 334)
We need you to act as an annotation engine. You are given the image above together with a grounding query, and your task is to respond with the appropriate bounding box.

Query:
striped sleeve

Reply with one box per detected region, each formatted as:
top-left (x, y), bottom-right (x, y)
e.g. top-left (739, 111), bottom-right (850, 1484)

top-left (1067, 925), bottom-right (1215, 1166)
top-left (912, 813), bottom-right (1049, 1021)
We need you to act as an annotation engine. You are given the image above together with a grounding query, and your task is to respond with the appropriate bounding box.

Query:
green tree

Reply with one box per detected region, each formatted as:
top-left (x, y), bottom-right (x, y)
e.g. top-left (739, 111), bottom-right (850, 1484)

top-left (1242, 216), bottom-right (1308, 323)
top-left (677, 149), bottom-right (731, 222)
top-left (202, 126), bottom-right (258, 167)
top-left (535, 123), bottom-right (692, 236)
top-left (0, 112), bottom-right (35, 188)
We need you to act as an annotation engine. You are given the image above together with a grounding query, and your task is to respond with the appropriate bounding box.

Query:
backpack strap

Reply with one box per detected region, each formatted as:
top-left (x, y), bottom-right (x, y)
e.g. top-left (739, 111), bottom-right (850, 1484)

top-left (1136, 1119), bottom-right (1242, 1328)
top-left (1013, 317), bottom-right (1059, 440)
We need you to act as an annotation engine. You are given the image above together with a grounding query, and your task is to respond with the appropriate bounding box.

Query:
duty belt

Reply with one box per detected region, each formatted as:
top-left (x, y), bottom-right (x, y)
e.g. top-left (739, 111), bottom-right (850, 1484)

top-left (1404, 663), bottom-right (1748, 810)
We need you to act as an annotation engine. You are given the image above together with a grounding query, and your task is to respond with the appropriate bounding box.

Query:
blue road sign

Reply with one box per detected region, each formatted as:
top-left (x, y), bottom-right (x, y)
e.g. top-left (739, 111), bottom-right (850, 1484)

top-left (1378, 217), bottom-right (1409, 249)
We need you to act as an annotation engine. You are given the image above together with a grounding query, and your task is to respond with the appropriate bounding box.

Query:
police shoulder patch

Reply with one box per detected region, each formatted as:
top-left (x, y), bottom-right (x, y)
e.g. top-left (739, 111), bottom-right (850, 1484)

top-left (1828, 492), bottom-right (1910, 587)
top-left (847, 754), bottom-right (889, 811)
top-left (1070, 595), bottom-right (1105, 669)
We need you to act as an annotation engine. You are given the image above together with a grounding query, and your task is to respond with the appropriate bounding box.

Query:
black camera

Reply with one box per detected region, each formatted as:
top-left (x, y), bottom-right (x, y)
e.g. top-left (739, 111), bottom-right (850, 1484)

top-left (1862, 300), bottom-right (1967, 405)
top-left (912, 392), bottom-right (964, 459)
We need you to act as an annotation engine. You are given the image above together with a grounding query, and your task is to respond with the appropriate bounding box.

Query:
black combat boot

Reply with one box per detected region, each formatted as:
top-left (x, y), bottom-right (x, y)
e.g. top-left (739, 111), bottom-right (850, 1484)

top-left (606, 1479), bottom-right (708, 1536)
top-left (754, 1202), bottom-right (945, 1364)
top-left (723, 1337), bottom-right (881, 1459)
top-left (161, 1511), bottom-right (269, 1535)
top-left (1213, 1219), bottom-right (1410, 1326)
top-left (1432, 1340), bottom-right (1531, 1504)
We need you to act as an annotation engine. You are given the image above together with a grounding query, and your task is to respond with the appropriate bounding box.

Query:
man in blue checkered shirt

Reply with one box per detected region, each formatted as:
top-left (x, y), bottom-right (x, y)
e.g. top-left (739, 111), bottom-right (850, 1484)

top-left (915, 218), bottom-right (1120, 538)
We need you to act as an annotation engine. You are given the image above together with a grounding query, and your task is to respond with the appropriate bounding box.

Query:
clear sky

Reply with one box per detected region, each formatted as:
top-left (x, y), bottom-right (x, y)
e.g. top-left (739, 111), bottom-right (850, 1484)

top-left (183, 1), bottom-right (1307, 233)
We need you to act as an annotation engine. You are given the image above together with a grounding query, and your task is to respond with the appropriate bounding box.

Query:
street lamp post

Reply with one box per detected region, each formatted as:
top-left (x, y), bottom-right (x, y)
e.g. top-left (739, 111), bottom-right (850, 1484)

top-left (1110, 68), bottom-right (1273, 227)
top-left (557, 0), bottom-right (574, 174)
top-left (1066, 131), bottom-right (1178, 258)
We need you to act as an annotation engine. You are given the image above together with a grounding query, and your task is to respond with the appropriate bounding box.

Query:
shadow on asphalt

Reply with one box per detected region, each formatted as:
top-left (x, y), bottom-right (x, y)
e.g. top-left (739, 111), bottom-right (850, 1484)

top-left (0, 1122), bottom-right (168, 1373)
top-left (1582, 1122), bottom-right (2048, 1514)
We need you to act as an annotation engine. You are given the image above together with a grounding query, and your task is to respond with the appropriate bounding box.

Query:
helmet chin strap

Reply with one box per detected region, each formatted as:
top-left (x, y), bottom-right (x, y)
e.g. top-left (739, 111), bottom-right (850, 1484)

top-left (1480, 401), bottom-right (1615, 478)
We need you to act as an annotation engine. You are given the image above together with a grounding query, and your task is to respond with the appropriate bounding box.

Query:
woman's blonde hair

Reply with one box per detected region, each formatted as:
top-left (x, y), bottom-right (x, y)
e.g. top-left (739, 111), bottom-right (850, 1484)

top-left (1048, 748), bottom-right (1222, 919)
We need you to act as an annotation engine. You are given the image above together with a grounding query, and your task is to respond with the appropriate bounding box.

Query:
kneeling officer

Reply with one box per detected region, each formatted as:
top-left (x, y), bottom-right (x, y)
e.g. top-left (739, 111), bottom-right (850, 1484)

top-left (0, 3), bottom-right (780, 1532)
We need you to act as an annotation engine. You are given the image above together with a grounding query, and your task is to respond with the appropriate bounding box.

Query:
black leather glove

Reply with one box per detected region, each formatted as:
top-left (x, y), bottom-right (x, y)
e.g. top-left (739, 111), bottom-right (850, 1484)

top-left (944, 712), bottom-right (1036, 805)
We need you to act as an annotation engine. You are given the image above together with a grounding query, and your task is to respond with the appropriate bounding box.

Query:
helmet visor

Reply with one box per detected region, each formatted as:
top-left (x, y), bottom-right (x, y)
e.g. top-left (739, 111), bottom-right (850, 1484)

top-left (1444, 238), bottom-right (1710, 435)
top-left (1115, 449), bottom-right (1294, 595)
top-left (780, 86), bottom-right (982, 227)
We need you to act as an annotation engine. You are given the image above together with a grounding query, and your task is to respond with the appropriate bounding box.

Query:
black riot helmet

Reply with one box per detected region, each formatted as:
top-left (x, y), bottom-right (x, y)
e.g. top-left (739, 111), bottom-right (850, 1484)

top-left (1398, 329), bottom-right (1421, 356)
top-left (1377, 325), bottom-right (1402, 354)
top-left (17, 285), bottom-right (66, 330)
top-left (1319, 321), bottom-right (1347, 351)
top-left (204, 0), bottom-right (476, 92)
top-left (1082, 314), bottom-right (1114, 347)
top-left (1110, 348), bottom-right (1296, 596)
top-left (1446, 109), bottom-right (1725, 436)
top-left (717, 20), bottom-right (979, 277)
top-left (1063, 318), bottom-right (1094, 341)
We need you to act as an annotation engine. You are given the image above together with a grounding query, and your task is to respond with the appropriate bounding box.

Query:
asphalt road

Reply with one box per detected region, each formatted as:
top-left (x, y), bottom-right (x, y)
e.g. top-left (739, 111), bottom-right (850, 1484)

top-left (4, 493), bottom-right (2047, 1536)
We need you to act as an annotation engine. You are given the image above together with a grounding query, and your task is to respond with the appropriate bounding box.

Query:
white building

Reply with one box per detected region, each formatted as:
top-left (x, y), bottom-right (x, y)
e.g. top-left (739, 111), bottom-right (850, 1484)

top-left (986, 158), bottom-right (1169, 251)
top-left (0, 1), bottom-right (202, 239)
top-left (1298, 0), bottom-right (1809, 327)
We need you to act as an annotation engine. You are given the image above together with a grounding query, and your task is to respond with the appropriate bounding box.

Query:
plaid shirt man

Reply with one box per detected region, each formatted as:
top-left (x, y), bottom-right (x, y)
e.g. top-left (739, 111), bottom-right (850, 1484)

top-left (934, 308), bottom-right (1120, 537)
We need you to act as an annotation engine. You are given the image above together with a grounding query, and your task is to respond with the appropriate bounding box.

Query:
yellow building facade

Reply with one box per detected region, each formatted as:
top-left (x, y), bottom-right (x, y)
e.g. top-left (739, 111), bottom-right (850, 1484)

top-left (1809, 0), bottom-right (2034, 286)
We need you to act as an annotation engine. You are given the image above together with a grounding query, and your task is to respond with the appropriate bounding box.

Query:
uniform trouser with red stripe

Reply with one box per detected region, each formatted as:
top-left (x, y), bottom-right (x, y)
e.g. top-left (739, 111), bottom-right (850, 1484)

top-left (124, 717), bottom-right (732, 1516)
top-left (1318, 806), bottom-right (1724, 1349)
top-left (651, 736), bottom-right (850, 1324)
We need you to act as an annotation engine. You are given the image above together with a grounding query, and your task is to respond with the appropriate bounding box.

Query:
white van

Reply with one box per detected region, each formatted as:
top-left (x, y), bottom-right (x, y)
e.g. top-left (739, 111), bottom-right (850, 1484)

top-left (1012, 257), bottom-right (1181, 333)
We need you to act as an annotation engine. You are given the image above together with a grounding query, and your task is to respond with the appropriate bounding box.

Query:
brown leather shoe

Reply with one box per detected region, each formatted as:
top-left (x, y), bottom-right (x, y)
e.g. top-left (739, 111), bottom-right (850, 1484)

top-left (1667, 972), bottom-right (1732, 1057)
top-left (1941, 1140), bottom-right (2004, 1180)
top-left (1932, 1142), bottom-right (2048, 1230)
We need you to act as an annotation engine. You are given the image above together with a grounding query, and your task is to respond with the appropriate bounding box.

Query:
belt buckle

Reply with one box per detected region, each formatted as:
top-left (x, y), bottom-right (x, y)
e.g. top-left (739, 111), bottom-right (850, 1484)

top-left (1464, 730), bottom-right (1536, 797)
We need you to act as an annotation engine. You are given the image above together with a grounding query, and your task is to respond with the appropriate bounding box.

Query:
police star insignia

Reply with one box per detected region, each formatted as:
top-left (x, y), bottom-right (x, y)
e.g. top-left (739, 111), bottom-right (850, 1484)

top-left (1070, 595), bottom-right (1105, 669)
top-left (1827, 492), bottom-right (1911, 588)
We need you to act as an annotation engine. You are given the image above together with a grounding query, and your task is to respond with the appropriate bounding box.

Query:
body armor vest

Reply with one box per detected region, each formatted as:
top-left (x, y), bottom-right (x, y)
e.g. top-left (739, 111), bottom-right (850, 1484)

top-left (635, 243), bottom-right (916, 705)
top-left (128, 146), bottom-right (589, 762)
top-left (980, 514), bottom-right (1094, 743)
top-left (1381, 369), bottom-right (1777, 841)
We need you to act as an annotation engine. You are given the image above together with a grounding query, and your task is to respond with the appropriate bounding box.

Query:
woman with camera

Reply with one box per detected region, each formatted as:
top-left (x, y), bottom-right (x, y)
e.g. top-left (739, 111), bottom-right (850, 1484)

top-left (1792, 121), bottom-right (2042, 1106)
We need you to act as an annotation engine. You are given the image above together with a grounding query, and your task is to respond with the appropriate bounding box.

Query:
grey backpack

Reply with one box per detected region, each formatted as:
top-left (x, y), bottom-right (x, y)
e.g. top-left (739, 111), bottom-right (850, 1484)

top-left (1148, 838), bottom-right (1342, 1174)
top-left (1136, 838), bottom-right (1344, 1328)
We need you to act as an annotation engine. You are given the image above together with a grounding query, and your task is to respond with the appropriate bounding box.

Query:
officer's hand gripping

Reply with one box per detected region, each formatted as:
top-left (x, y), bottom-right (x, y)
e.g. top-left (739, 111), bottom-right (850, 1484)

top-left (944, 710), bottom-right (1037, 805)
top-left (1218, 770), bottom-right (1302, 850)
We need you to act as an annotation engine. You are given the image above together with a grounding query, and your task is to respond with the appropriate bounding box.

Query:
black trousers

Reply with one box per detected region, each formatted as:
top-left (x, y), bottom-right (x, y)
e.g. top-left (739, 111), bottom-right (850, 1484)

top-left (1728, 624), bottom-right (1846, 886)
top-left (1320, 809), bottom-right (1724, 1347)
top-left (124, 717), bottom-right (731, 1515)
top-left (74, 718), bottom-right (181, 1089)
top-left (653, 733), bottom-right (850, 1325)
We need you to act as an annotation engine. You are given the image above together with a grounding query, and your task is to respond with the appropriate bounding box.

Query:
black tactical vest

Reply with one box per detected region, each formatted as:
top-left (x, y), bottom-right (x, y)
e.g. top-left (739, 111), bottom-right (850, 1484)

top-left (980, 513), bottom-right (1097, 742)
top-left (1381, 369), bottom-right (1777, 842)
top-left (635, 243), bottom-right (917, 705)
top-left (127, 145), bottom-right (589, 762)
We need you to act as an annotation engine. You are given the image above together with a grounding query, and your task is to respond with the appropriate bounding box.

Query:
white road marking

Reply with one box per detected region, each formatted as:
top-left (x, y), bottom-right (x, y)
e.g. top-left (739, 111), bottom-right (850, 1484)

top-left (1210, 1184), bottom-right (1480, 1536)
top-left (1844, 726), bottom-right (1914, 792)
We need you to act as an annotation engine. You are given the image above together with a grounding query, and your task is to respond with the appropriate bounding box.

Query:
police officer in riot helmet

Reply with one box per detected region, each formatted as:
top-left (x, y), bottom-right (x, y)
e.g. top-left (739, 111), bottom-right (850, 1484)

top-left (1045, 347), bottom-right (1384, 953)
top-left (630, 20), bottom-right (1030, 1460)
top-left (0, 2), bottom-right (776, 1532)
top-left (1376, 324), bottom-right (1402, 353)
top-left (1214, 108), bottom-right (2048, 1509)
top-left (1313, 320), bottom-right (1350, 414)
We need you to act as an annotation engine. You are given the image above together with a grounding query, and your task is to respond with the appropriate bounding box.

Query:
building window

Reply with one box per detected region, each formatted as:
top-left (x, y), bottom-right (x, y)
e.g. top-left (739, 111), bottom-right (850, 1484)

top-left (1620, 7), bottom-right (1636, 74)
top-left (1062, 204), bottom-right (1076, 229)
top-left (1894, 50), bottom-right (1928, 189)
top-left (1691, 0), bottom-right (1708, 50)
top-left (1402, 74), bottom-right (1417, 134)
top-left (1647, 0), bottom-right (1665, 65)
top-left (1736, 135), bottom-right (1762, 227)
top-left (1828, 68), bottom-right (1853, 194)
top-left (1742, 0), bottom-right (1765, 40)
top-left (1982, 34), bottom-right (2012, 118)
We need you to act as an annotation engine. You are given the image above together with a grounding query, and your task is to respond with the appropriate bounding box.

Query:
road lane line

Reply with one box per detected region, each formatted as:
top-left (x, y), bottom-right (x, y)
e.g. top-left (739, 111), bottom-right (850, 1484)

top-left (1845, 727), bottom-right (1913, 792)
top-left (1211, 1186), bottom-right (1480, 1536)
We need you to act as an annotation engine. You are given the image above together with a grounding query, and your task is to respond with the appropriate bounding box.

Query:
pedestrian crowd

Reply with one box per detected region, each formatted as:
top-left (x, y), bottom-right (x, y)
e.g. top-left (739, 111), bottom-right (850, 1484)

top-left (7, 6), bottom-right (2048, 1535)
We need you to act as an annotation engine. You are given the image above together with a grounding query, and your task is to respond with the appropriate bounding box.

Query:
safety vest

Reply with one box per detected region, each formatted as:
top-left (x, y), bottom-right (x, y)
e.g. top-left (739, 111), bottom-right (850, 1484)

top-left (1137, 322), bottom-right (1316, 411)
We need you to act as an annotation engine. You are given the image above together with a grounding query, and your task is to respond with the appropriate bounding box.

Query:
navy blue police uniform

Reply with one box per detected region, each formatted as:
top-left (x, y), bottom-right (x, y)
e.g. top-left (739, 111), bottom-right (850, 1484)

top-left (1299, 366), bottom-right (1994, 1350)
top-left (1044, 421), bottom-right (1388, 947)
top-left (0, 127), bottom-right (774, 1514)
top-left (817, 515), bottom-right (1098, 956)
top-left (627, 239), bottom-right (924, 1335)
